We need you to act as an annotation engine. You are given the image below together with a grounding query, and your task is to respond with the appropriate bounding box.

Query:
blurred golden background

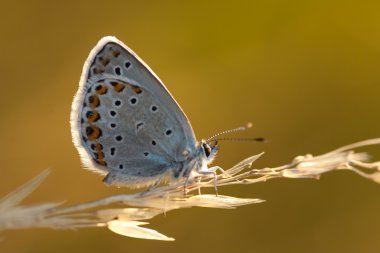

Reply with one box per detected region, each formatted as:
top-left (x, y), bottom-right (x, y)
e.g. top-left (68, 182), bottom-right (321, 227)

top-left (1, 0), bottom-right (380, 252)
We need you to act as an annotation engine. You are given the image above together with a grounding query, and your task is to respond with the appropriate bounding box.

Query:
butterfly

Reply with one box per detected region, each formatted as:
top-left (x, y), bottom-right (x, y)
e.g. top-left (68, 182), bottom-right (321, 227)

top-left (70, 36), bottom-right (225, 189)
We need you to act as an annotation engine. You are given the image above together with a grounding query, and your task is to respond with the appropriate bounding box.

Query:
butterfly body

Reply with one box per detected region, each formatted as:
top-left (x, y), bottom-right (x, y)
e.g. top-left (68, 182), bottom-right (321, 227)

top-left (71, 36), bottom-right (218, 188)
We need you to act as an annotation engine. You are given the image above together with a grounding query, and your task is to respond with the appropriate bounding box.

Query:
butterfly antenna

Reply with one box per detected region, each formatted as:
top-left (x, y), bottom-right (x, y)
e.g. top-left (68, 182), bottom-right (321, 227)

top-left (212, 137), bottom-right (266, 142)
top-left (207, 122), bottom-right (253, 142)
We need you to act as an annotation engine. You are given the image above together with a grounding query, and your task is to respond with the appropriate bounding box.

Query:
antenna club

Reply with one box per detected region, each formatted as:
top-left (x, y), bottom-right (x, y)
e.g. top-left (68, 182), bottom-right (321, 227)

top-left (245, 122), bottom-right (253, 129)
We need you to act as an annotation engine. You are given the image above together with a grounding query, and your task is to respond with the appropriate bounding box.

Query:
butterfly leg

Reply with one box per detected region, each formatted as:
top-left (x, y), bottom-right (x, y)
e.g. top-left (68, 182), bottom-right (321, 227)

top-left (183, 173), bottom-right (201, 196)
top-left (208, 166), bottom-right (231, 178)
top-left (183, 174), bottom-right (193, 196)
top-left (195, 166), bottom-right (228, 196)
top-left (197, 170), bottom-right (218, 196)
top-left (197, 177), bottom-right (202, 195)
top-left (183, 167), bottom-right (221, 196)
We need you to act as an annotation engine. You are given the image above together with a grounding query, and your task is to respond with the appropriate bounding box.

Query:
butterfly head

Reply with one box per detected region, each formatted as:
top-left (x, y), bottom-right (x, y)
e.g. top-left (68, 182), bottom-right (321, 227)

top-left (200, 139), bottom-right (218, 165)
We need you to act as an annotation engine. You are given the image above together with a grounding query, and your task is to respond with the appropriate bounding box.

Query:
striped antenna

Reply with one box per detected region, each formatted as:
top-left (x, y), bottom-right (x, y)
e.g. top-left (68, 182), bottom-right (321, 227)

top-left (206, 123), bottom-right (253, 142)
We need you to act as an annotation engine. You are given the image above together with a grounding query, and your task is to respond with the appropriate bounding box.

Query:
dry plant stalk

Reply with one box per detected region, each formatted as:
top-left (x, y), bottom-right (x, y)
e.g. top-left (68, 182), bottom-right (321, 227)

top-left (1, 138), bottom-right (380, 241)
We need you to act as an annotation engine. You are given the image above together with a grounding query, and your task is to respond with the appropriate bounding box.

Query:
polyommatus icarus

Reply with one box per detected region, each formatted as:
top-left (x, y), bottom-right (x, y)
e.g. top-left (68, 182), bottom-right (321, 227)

top-left (70, 36), bottom-right (220, 188)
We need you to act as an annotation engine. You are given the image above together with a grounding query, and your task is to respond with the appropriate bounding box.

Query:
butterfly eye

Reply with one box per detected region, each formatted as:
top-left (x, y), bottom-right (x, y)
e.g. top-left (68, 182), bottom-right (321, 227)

top-left (203, 143), bottom-right (212, 157)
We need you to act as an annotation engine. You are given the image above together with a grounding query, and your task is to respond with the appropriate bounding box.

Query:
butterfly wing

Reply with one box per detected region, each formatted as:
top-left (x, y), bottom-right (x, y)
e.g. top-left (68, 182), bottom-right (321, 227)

top-left (71, 36), bottom-right (197, 187)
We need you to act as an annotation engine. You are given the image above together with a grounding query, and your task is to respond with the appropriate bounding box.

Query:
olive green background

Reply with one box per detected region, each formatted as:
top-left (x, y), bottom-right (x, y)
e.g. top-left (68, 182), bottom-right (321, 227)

top-left (1, 1), bottom-right (380, 252)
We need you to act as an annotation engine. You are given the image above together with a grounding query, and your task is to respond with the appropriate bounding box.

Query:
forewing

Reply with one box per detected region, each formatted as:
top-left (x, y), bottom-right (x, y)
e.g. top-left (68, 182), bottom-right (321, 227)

top-left (71, 36), bottom-right (197, 185)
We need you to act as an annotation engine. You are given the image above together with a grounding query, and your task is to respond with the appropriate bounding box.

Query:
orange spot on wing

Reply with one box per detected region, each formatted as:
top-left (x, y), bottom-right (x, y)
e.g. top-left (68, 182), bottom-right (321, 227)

top-left (111, 82), bottom-right (125, 92)
top-left (99, 57), bottom-right (110, 66)
top-left (89, 95), bottom-right (100, 108)
top-left (87, 110), bottom-right (100, 123)
top-left (96, 151), bottom-right (105, 162)
top-left (96, 160), bottom-right (107, 166)
top-left (95, 143), bottom-right (103, 151)
top-left (131, 85), bottom-right (142, 94)
top-left (112, 50), bottom-right (120, 57)
top-left (96, 85), bottom-right (108, 95)
top-left (94, 143), bottom-right (106, 165)
top-left (93, 67), bottom-right (104, 74)
top-left (87, 125), bottom-right (102, 140)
